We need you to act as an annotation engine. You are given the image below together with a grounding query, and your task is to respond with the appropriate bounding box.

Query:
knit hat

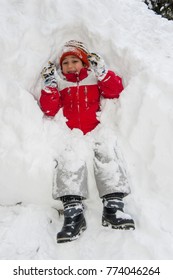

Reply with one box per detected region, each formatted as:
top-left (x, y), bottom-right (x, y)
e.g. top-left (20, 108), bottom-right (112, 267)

top-left (59, 40), bottom-right (90, 67)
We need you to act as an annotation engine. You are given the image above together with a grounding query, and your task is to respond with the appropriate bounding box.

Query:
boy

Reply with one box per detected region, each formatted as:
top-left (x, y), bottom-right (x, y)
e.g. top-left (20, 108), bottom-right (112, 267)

top-left (40, 40), bottom-right (135, 243)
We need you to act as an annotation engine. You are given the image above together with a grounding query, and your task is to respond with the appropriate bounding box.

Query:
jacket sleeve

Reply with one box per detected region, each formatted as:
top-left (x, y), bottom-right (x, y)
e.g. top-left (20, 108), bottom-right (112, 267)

top-left (39, 86), bottom-right (61, 117)
top-left (98, 70), bottom-right (124, 99)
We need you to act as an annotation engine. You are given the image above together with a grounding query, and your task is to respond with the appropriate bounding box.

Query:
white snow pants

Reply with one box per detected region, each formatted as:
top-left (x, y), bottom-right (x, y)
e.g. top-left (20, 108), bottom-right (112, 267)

top-left (52, 126), bottom-right (131, 199)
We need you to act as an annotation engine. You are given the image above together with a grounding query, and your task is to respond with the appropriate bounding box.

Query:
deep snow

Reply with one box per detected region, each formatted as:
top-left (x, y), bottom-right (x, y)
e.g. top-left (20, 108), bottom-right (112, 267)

top-left (0, 0), bottom-right (173, 260)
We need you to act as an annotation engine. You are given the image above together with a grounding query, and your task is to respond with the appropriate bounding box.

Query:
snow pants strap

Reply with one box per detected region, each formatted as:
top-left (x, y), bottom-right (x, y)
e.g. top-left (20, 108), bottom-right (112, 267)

top-left (60, 195), bottom-right (84, 217)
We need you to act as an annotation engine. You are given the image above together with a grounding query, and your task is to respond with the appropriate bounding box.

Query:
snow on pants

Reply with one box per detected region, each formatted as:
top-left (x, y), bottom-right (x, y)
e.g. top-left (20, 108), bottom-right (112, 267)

top-left (52, 126), bottom-right (131, 199)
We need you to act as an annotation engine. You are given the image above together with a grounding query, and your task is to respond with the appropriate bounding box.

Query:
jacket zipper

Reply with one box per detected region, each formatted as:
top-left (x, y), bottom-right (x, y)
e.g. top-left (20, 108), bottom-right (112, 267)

top-left (76, 75), bottom-right (81, 129)
top-left (84, 86), bottom-right (88, 109)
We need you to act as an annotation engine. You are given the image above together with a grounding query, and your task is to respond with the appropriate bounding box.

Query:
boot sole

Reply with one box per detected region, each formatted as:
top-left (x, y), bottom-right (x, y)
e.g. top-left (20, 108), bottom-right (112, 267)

top-left (102, 219), bottom-right (135, 230)
top-left (57, 225), bottom-right (87, 243)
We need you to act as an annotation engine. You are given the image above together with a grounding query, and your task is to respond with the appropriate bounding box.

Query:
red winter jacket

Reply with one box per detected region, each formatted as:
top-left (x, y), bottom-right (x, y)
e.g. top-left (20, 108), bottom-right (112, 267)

top-left (39, 68), bottom-right (123, 134)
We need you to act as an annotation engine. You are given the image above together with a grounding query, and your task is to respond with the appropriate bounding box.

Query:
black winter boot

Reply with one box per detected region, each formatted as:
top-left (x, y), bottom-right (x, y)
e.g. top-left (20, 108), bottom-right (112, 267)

top-left (102, 193), bottom-right (135, 230)
top-left (57, 196), bottom-right (87, 243)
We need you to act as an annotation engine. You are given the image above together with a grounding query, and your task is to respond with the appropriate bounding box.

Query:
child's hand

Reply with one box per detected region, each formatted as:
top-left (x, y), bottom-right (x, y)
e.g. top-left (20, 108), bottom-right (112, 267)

top-left (87, 53), bottom-right (107, 80)
top-left (41, 61), bottom-right (57, 87)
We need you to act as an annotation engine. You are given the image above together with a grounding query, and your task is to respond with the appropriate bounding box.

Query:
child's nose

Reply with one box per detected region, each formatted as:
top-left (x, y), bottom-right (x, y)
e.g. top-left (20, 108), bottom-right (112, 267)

top-left (68, 62), bottom-right (73, 69)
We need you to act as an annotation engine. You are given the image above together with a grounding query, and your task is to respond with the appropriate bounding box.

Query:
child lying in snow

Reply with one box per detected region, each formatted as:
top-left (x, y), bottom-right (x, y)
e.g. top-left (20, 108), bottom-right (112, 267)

top-left (39, 40), bottom-right (135, 243)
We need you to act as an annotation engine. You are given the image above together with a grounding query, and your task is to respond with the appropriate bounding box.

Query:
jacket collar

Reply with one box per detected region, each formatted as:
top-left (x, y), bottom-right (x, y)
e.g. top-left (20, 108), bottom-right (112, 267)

top-left (63, 67), bottom-right (89, 82)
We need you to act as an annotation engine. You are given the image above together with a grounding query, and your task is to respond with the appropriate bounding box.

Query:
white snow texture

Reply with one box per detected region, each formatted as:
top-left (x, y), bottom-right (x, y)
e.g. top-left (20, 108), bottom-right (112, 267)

top-left (0, 0), bottom-right (173, 260)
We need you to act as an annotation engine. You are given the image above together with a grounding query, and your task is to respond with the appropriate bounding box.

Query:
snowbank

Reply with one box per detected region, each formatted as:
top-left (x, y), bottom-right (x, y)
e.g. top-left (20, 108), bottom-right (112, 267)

top-left (0, 0), bottom-right (173, 259)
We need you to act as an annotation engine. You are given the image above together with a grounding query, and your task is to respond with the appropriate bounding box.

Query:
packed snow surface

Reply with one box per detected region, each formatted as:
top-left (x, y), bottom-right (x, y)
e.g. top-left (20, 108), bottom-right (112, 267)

top-left (0, 0), bottom-right (173, 259)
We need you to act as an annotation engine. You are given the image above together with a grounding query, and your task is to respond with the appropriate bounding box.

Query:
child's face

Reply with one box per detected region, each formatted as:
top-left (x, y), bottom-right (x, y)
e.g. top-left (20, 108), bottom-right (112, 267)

top-left (61, 55), bottom-right (84, 74)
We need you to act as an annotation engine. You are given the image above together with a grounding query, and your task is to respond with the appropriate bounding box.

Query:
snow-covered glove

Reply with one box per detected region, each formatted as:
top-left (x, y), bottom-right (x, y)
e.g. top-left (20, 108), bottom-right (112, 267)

top-left (87, 53), bottom-right (108, 80)
top-left (41, 61), bottom-right (57, 87)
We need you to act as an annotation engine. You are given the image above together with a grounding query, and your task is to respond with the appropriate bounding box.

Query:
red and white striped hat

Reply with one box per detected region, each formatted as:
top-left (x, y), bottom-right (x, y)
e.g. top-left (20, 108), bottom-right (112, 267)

top-left (59, 40), bottom-right (90, 67)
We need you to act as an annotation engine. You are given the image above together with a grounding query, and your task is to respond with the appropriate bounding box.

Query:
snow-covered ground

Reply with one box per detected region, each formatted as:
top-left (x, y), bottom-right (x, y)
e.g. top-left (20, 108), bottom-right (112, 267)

top-left (0, 0), bottom-right (173, 260)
